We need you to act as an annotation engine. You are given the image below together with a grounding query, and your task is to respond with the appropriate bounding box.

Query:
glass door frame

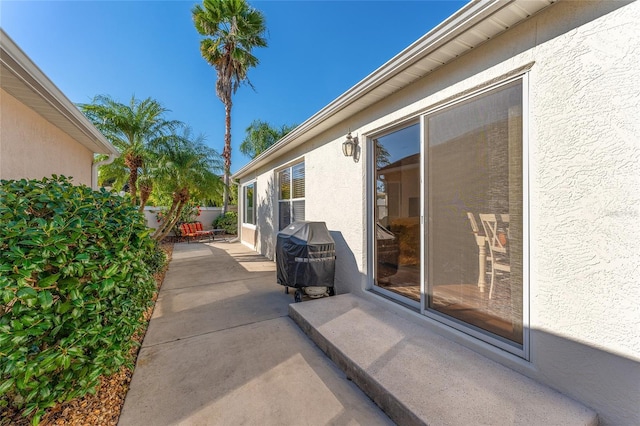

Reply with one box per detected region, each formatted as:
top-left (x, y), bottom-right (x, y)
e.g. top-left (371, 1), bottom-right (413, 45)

top-left (366, 73), bottom-right (530, 359)
top-left (366, 119), bottom-right (421, 311)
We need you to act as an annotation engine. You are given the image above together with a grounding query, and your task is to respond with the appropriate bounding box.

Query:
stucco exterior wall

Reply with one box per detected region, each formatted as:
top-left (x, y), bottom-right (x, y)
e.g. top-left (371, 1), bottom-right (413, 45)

top-left (241, 131), bottom-right (367, 294)
top-left (238, 1), bottom-right (639, 424)
top-left (240, 224), bottom-right (256, 249)
top-left (528, 4), bottom-right (639, 423)
top-left (0, 89), bottom-right (93, 185)
top-left (533, 1), bottom-right (639, 353)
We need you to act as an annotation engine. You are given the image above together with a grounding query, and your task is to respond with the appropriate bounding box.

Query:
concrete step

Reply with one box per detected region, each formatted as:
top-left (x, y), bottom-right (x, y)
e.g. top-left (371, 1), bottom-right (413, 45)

top-left (289, 293), bottom-right (597, 426)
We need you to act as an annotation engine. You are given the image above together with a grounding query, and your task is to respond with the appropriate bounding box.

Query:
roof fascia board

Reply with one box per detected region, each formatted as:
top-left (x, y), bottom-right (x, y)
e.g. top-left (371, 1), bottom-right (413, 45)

top-left (0, 29), bottom-right (120, 156)
top-left (233, 0), bottom-right (514, 179)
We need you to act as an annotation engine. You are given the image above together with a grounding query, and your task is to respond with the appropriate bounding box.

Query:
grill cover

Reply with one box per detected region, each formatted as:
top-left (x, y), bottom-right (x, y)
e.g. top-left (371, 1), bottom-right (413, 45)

top-left (276, 221), bottom-right (336, 288)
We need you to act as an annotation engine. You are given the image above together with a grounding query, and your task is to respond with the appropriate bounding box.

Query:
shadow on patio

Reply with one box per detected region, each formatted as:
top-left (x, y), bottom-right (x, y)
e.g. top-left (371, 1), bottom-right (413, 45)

top-left (117, 241), bottom-right (392, 426)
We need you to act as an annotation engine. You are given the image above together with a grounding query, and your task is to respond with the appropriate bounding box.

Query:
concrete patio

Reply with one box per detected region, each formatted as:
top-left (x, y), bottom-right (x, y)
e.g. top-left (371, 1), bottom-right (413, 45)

top-left (120, 239), bottom-right (596, 426)
top-left (118, 240), bottom-right (392, 426)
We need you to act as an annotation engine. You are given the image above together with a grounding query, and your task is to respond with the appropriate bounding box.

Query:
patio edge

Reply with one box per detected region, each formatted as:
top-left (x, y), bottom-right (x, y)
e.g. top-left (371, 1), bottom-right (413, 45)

top-left (289, 293), bottom-right (598, 426)
top-left (289, 301), bottom-right (423, 426)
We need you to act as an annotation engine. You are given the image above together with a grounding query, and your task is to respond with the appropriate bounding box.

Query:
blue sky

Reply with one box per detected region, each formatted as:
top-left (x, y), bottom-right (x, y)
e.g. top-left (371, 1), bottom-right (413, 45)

top-left (1, 0), bottom-right (466, 173)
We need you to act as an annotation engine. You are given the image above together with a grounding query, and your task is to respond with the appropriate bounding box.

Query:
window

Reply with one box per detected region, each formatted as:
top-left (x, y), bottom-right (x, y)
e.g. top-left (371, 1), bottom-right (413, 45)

top-left (278, 162), bottom-right (305, 230)
top-left (426, 80), bottom-right (523, 347)
top-left (371, 78), bottom-right (525, 352)
top-left (243, 182), bottom-right (256, 225)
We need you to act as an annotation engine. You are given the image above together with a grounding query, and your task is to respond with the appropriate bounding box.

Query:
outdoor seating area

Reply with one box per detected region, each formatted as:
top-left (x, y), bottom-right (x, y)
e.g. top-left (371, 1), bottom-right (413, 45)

top-left (178, 222), bottom-right (224, 243)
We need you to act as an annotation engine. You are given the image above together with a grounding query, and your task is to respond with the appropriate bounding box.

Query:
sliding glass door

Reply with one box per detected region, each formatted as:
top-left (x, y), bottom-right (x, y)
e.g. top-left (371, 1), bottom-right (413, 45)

top-left (371, 78), bottom-right (525, 351)
top-left (425, 80), bottom-right (523, 346)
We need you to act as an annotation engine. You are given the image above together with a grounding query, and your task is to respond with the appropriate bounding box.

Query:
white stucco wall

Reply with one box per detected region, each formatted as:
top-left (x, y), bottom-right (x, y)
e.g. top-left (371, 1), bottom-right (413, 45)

top-left (528, 4), bottom-right (640, 422)
top-left (530, 0), bottom-right (640, 353)
top-left (0, 89), bottom-right (94, 185)
top-left (238, 2), bottom-right (639, 424)
top-left (242, 131), bottom-right (367, 294)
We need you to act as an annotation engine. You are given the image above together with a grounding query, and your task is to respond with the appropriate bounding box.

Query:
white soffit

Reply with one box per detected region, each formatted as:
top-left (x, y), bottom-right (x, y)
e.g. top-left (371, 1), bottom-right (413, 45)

top-left (234, 0), bottom-right (554, 179)
top-left (0, 29), bottom-right (119, 156)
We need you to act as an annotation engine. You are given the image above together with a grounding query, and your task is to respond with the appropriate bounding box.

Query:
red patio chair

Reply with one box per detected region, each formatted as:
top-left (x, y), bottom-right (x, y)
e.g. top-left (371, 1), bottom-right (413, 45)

top-left (179, 223), bottom-right (198, 243)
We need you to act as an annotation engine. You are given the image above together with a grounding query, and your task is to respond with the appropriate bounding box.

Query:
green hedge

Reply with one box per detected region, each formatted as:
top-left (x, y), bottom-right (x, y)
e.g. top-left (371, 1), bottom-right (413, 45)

top-left (0, 176), bottom-right (165, 423)
top-left (213, 211), bottom-right (237, 235)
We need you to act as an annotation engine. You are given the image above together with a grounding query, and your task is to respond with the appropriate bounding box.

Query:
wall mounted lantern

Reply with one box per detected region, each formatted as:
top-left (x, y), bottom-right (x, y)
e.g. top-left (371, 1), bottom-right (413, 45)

top-left (342, 131), bottom-right (358, 159)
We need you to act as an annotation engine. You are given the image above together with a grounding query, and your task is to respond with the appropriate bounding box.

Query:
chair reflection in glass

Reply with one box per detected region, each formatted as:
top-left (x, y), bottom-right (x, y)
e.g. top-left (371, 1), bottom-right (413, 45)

top-left (466, 212), bottom-right (488, 293)
top-left (479, 213), bottom-right (510, 299)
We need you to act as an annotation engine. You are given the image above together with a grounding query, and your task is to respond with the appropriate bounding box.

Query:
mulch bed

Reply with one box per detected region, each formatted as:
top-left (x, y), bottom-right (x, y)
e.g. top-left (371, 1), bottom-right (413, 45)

top-left (1, 242), bottom-right (174, 426)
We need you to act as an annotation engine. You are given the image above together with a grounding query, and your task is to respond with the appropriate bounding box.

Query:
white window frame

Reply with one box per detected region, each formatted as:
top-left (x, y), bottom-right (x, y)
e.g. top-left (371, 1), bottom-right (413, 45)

top-left (277, 160), bottom-right (305, 230)
top-left (242, 181), bottom-right (256, 226)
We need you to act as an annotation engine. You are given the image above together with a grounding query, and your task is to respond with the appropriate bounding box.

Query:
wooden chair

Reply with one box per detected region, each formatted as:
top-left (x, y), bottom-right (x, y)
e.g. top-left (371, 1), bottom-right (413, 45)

top-left (467, 212), bottom-right (488, 292)
top-left (479, 213), bottom-right (510, 299)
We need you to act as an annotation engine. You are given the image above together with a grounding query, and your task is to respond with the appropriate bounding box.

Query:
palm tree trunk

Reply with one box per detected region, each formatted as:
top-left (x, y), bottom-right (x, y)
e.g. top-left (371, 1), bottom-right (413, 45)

top-left (152, 199), bottom-right (179, 239)
top-left (158, 188), bottom-right (190, 241)
top-left (139, 183), bottom-right (153, 213)
top-left (222, 101), bottom-right (232, 214)
top-left (139, 197), bottom-right (149, 213)
top-left (128, 171), bottom-right (138, 205)
top-left (154, 188), bottom-right (190, 241)
top-left (124, 153), bottom-right (141, 205)
top-left (156, 197), bottom-right (188, 242)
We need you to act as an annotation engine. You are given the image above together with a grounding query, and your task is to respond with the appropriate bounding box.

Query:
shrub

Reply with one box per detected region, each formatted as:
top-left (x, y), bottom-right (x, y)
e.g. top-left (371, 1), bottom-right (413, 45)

top-left (0, 176), bottom-right (162, 423)
top-left (143, 238), bottom-right (168, 275)
top-left (213, 211), bottom-right (237, 235)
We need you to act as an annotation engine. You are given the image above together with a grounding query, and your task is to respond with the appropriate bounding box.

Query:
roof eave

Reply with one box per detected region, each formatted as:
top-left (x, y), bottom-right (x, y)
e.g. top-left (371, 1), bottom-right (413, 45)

top-left (233, 0), bottom-right (554, 180)
top-left (0, 29), bottom-right (120, 157)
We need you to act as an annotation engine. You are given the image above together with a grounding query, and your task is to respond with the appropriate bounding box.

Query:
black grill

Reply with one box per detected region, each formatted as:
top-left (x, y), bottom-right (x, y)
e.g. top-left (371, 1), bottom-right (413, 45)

top-left (276, 221), bottom-right (336, 302)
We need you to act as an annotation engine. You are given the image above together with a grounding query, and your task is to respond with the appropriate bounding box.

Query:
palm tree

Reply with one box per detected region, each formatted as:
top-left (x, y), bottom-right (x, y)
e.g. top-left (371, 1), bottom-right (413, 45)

top-left (240, 119), bottom-right (296, 159)
top-left (192, 0), bottom-right (267, 213)
top-left (78, 95), bottom-right (183, 205)
top-left (152, 129), bottom-right (224, 241)
top-left (137, 132), bottom-right (187, 212)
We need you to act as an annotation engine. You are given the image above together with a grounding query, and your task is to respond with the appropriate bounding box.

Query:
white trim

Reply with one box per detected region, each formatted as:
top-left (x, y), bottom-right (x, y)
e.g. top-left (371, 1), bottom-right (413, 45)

top-left (92, 154), bottom-right (117, 190)
top-left (273, 155), bottom-right (306, 174)
top-left (420, 114), bottom-right (427, 317)
top-left (521, 71), bottom-right (531, 361)
top-left (241, 180), bottom-right (257, 226)
top-left (276, 160), bottom-right (305, 231)
top-left (366, 135), bottom-right (376, 293)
